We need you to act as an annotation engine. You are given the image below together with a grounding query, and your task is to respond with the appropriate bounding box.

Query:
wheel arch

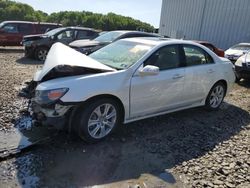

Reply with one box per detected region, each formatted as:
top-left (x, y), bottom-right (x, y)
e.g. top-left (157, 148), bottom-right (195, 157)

top-left (77, 94), bottom-right (125, 122)
top-left (212, 79), bottom-right (228, 94)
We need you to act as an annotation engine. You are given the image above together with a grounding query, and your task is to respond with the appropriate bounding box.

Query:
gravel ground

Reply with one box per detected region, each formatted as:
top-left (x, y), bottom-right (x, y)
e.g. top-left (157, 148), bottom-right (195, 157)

top-left (0, 48), bottom-right (249, 188)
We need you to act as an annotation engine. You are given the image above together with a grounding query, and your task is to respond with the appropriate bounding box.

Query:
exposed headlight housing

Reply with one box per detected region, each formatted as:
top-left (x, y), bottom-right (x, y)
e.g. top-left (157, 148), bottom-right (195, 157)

top-left (35, 88), bottom-right (69, 105)
top-left (235, 58), bottom-right (243, 67)
top-left (23, 40), bottom-right (33, 46)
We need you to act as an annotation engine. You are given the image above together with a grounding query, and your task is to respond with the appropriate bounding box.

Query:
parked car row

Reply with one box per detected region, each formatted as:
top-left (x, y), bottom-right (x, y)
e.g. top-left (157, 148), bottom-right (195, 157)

top-left (69, 30), bottom-right (161, 55)
top-left (0, 21), bottom-right (62, 46)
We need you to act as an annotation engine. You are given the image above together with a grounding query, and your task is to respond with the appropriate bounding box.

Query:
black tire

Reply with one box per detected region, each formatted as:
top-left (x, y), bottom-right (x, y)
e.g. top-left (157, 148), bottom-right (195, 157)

top-left (235, 76), bottom-right (241, 83)
top-left (205, 82), bottom-right (226, 110)
top-left (35, 47), bottom-right (48, 61)
top-left (74, 98), bottom-right (122, 143)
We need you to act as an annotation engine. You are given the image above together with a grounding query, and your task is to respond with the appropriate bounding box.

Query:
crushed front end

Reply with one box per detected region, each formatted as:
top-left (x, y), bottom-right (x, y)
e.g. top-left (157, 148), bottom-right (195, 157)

top-left (29, 88), bottom-right (74, 130)
top-left (30, 99), bottom-right (73, 130)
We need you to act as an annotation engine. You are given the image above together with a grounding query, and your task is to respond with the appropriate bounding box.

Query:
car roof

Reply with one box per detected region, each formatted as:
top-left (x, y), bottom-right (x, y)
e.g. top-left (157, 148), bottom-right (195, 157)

top-left (192, 40), bottom-right (212, 45)
top-left (236, 43), bottom-right (250, 46)
top-left (122, 37), bottom-right (202, 46)
top-left (1, 21), bottom-right (62, 26)
top-left (115, 30), bottom-right (160, 36)
top-left (63, 26), bottom-right (98, 32)
top-left (1, 20), bottom-right (34, 24)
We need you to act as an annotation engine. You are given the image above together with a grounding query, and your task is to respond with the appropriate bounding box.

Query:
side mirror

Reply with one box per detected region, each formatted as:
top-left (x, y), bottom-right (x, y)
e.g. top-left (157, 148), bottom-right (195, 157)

top-left (139, 65), bottom-right (159, 76)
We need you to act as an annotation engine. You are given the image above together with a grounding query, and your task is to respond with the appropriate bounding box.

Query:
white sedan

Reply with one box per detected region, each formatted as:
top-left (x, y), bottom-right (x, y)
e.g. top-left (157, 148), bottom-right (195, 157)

top-left (31, 38), bottom-right (235, 142)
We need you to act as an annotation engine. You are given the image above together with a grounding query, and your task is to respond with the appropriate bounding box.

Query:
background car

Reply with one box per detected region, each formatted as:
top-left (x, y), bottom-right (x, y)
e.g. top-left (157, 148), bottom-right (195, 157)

top-left (225, 43), bottom-right (250, 63)
top-left (22, 26), bottom-right (99, 61)
top-left (69, 30), bottom-right (161, 54)
top-left (234, 52), bottom-right (250, 82)
top-left (30, 38), bottom-right (235, 142)
top-left (0, 20), bottom-right (61, 46)
top-left (193, 40), bottom-right (224, 57)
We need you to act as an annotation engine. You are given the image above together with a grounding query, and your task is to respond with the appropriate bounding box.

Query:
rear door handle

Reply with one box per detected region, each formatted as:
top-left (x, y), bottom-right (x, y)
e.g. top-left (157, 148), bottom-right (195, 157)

top-left (207, 69), bottom-right (215, 73)
top-left (172, 74), bottom-right (184, 79)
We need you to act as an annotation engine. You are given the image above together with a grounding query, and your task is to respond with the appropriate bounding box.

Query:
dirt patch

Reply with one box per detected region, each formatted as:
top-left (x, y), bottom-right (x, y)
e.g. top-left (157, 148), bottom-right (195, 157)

top-left (0, 48), bottom-right (249, 187)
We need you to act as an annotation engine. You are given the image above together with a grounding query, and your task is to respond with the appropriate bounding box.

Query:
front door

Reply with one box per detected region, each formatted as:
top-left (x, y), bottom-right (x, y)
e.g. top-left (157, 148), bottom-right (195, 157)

top-left (130, 44), bottom-right (186, 118)
top-left (56, 29), bottom-right (75, 44)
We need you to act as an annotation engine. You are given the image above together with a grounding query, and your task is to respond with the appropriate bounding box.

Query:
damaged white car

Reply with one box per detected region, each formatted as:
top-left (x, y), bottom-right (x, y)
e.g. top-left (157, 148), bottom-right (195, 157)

top-left (28, 38), bottom-right (235, 142)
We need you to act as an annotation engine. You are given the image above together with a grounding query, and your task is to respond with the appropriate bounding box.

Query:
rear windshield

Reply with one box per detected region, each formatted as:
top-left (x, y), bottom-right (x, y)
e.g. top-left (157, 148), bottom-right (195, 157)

top-left (94, 31), bottom-right (125, 43)
top-left (45, 27), bottom-right (65, 36)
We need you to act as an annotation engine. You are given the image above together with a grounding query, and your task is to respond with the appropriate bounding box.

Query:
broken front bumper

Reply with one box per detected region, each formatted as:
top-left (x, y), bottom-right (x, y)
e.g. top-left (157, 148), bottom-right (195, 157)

top-left (31, 100), bottom-right (73, 130)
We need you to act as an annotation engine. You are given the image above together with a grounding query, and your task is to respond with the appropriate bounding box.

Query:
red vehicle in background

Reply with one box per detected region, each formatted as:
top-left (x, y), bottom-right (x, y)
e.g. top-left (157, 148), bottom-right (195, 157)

top-left (0, 21), bottom-right (62, 46)
top-left (193, 40), bottom-right (225, 57)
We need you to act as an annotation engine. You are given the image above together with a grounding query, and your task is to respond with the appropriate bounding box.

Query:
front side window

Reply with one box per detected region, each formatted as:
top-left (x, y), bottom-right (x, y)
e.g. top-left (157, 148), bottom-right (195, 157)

top-left (145, 45), bottom-right (181, 71)
top-left (2, 23), bottom-right (18, 33)
top-left (57, 30), bottom-right (74, 40)
top-left (89, 40), bottom-right (154, 70)
top-left (184, 45), bottom-right (214, 66)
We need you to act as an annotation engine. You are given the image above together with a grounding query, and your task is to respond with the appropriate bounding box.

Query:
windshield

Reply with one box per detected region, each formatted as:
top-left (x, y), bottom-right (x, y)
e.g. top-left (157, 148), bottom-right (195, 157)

top-left (231, 44), bottom-right (250, 51)
top-left (89, 40), bottom-right (154, 70)
top-left (94, 31), bottom-right (125, 43)
top-left (45, 27), bottom-right (65, 36)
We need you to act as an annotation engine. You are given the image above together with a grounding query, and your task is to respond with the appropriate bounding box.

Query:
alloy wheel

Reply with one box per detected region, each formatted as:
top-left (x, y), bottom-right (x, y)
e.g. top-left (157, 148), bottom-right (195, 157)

top-left (209, 85), bottom-right (225, 108)
top-left (37, 49), bottom-right (48, 61)
top-left (87, 103), bottom-right (117, 139)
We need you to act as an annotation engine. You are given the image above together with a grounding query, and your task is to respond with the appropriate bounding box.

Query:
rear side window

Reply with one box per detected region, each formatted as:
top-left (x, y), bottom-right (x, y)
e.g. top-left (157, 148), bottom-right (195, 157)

top-left (145, 45), bottom-right (181, 71)
top-left (2, 23), bottom-right (19, 33)
top-left (183, 45), bottom-right (214, 66)
top-left (76, 30), bottom-right (98, 39)
top-left (37, 24), bottom-right (60, 33)
top-left (18, 24), bottom-right (33, 35)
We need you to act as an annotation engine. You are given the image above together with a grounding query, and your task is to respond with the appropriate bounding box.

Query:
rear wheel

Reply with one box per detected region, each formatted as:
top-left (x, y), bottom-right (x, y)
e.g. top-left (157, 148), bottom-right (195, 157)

top-left (205, 82), bottom-right (226, 110)
top-left (75, 98), bottom-right (122, 143)
top-left (35, 47), bottom-right (48, 61)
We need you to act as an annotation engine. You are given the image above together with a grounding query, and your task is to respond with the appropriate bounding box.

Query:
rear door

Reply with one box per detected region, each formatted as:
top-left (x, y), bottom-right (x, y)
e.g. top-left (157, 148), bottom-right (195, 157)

top-left (130, 44), bottom-right (186, 118)
top-left (181, 44), bottom-right (217, 105)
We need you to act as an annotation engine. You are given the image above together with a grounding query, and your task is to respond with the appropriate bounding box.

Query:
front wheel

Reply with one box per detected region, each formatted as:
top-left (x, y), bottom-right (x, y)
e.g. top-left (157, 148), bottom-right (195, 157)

top-left (205, 82), bottom-right (226, 110)
top-left (35, 47), bottom-right (48, 61)
top-left (75, 98), bottom-right (122, 143)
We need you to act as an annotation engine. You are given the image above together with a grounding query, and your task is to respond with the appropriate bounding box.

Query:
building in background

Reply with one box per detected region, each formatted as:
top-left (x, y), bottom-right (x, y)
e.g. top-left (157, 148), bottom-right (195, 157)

top-left (159, 0), bottom-right (250, 49)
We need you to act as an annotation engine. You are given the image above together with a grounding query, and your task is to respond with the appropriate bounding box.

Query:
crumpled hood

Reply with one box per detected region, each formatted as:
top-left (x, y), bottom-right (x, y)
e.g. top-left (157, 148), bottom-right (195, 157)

top-left (237, 53), bottom-right (250, 63)
top-left (225, 49), bottom-right (244, 56)
top-left (34, 42), bottom-right (115, 81)
top-left (69, 39), bottom-right (103, 48)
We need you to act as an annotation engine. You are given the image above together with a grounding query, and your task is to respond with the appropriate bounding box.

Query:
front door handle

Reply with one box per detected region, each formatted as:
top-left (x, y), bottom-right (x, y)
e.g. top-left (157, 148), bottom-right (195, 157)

top-left (207, 69), bottom-right (215, 73)
top-left (172, 74), bottom-right (184, 79)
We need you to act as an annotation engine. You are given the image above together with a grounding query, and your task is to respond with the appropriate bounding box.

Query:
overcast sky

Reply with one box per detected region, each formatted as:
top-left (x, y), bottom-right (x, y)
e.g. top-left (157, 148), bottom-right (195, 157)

top-left (17, 0), bottom-right (162, 27)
